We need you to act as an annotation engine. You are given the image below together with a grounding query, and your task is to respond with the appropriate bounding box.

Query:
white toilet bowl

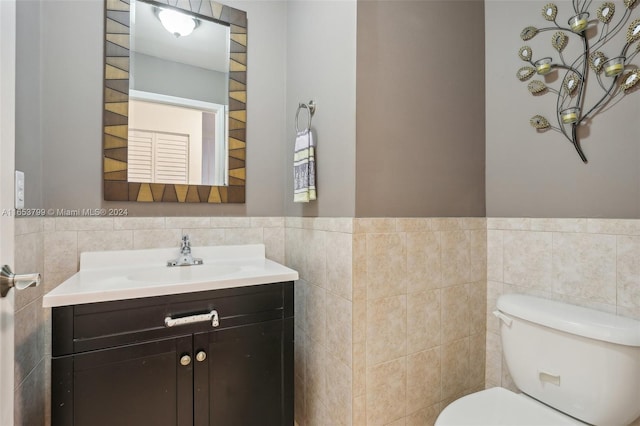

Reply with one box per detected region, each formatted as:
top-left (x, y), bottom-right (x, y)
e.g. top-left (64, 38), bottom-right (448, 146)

top-left (435, 387), bottom-right (585, 426)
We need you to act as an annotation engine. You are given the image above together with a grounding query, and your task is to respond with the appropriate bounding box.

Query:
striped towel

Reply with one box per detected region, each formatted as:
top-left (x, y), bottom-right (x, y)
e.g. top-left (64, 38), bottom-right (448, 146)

top-left (293, 129), bottom-right (316, 203)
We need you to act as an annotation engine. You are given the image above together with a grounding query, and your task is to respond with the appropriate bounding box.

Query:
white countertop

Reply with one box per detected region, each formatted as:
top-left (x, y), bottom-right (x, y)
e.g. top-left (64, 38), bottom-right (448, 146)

top-left (42, 244), bottom-right (299, 307)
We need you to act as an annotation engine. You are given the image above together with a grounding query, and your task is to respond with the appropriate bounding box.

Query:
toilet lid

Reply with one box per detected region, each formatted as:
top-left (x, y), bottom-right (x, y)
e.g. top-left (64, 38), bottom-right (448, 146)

top-left (435, 387), bottom-right (586, 426)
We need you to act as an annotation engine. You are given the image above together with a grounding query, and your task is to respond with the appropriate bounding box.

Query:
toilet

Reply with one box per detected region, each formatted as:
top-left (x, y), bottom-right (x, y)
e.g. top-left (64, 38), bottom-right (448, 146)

top-left (436, 294), bottom-right (640, 426)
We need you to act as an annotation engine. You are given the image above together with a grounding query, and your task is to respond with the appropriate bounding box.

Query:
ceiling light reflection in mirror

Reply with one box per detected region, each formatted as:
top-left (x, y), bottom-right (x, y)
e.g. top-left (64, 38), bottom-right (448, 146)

top-left (128, 0), bottom-right (230, 186)
top-left (157, 8), bottom-right (197, 37)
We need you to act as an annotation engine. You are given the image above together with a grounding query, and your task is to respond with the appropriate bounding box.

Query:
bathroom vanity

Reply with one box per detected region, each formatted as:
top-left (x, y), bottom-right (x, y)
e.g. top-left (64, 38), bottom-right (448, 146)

top-left (44, 244), bottom-right (297, 426)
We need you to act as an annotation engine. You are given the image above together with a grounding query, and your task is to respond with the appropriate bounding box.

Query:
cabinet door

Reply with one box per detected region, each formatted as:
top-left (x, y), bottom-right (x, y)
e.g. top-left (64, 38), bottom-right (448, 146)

top-left (194, 318), bottom-right (293, 426)
top-left (54, 335), bottom-right (193, 426)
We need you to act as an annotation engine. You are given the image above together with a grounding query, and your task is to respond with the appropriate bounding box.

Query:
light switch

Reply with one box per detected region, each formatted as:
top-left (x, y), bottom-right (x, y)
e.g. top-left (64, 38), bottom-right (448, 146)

top-left (15, 170), bottom-right (24, 209)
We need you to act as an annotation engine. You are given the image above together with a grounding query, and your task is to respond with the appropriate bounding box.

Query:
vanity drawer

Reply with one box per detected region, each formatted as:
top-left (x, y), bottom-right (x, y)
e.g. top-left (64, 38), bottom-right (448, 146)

top-left (52, 281), bottom-right (294, 356)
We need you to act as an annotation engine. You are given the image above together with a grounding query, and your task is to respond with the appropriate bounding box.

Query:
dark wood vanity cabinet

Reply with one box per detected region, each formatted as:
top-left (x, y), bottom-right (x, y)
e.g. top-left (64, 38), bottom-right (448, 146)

top-left (51, 282), bottom-right (294, 426)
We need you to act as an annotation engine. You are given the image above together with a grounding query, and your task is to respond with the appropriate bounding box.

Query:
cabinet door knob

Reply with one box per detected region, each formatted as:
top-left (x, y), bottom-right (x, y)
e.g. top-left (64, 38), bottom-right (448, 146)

top-left (196, 351), bottom-right (207, 362)
top-left (180, 354), bottom-right (192, 366)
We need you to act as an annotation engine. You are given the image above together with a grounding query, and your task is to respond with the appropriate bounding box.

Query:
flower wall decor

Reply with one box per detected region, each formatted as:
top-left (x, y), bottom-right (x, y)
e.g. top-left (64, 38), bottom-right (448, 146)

top-left (517, 1), bottom-right (640, 163)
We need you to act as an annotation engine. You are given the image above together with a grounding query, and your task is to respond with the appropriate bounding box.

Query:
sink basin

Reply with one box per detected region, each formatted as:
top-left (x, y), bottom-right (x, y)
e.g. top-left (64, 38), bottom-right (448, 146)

top-left (42, 244), bottom-right (299, 307)
top-left (127, 265), bottom-right (240, 284)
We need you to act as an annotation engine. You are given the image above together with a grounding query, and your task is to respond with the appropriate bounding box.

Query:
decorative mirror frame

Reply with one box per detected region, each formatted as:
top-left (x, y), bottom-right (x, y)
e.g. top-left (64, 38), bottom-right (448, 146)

top-left (103, 0), bottom-right (247, 202)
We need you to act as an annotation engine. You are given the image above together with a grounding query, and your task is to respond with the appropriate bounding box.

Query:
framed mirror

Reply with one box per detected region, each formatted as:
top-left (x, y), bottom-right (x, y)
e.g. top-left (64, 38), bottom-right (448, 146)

top-left (103, 0), bottom-right (247, 203)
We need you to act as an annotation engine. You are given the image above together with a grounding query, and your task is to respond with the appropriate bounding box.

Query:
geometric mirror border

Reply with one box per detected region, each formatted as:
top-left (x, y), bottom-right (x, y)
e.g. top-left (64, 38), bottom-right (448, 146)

top-left (103, 0), bottom-right (246, 202)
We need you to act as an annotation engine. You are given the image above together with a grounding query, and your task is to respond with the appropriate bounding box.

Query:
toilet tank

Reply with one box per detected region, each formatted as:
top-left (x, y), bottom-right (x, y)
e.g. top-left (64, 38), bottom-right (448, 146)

top-left (496, 294), bottom-right (640, 426)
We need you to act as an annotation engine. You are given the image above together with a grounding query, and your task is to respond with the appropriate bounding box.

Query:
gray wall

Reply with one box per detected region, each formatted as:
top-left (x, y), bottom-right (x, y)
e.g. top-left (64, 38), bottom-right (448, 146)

top-left (486, 0), bottom-right (640, 218)
top-left (41, 0), bottom-right (103, 212)
top-left (16, 0), bottom-right (42, 210)
top-left (284, 0), bottom-right (357, 218)
top-left (32, 0), bottom-right (287, 216)
top-left (23, 0), bottom-right (488, 219)
top-left (131, 52), bottom-right (228, 105)
top-left (27, 0), bottom-right (640, 220)
top-left (355, 0), bottom-right (486, 217)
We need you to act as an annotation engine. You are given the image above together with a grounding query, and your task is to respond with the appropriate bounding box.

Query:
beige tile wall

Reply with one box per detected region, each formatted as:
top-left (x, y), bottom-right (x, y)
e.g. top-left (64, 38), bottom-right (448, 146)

top-left (353, 218), bottom-right (486, 426)
top-left (14, 218), bottom-right (45, 426)
top-left (19, 215), bottom-right (640, 424)
top-left (486, 218), bottom-right (640, 393)
top-left (285, 217), bottom-right (354, 426)
top-left (288, 217), bottom-right (487, 426)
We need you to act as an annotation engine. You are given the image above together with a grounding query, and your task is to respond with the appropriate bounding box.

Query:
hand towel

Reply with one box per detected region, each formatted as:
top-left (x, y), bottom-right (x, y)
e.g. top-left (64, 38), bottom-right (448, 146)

top-left (293, 129), bottom-right (316, 203)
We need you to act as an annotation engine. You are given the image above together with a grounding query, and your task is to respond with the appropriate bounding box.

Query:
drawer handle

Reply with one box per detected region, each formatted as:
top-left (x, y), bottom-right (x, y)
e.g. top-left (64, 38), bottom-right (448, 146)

top-left (164, 310), bottom-right (219, 328)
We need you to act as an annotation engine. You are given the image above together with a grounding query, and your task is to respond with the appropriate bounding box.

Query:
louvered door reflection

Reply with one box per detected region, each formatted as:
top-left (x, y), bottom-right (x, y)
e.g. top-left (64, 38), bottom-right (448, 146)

top-left (128, 129), bottom-right (189, 184)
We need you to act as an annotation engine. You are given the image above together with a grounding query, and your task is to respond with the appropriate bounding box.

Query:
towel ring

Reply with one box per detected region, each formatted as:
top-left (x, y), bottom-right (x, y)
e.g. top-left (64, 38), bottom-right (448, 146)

top-left (295, 101), bottom-right (316, 133)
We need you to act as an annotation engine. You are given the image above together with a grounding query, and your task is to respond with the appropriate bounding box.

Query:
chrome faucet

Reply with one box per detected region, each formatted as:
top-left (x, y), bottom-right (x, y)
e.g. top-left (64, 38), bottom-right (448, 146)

top-left (167, 235), bottom-right (203, 267)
